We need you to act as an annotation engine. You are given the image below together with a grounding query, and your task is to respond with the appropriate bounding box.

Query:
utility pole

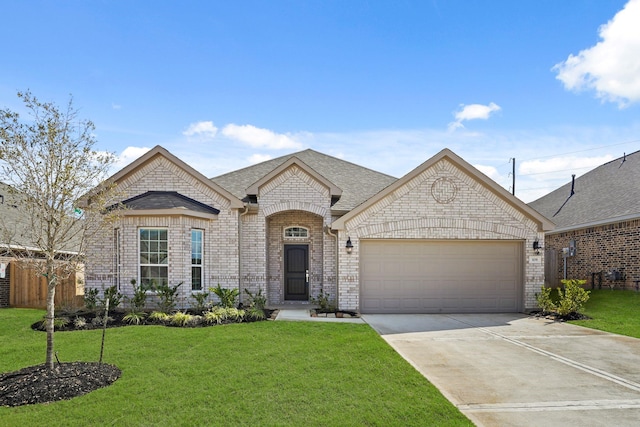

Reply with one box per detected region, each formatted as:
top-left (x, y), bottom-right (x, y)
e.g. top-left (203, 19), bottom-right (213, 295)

top-left (510, 158), bottom-right (516, 195)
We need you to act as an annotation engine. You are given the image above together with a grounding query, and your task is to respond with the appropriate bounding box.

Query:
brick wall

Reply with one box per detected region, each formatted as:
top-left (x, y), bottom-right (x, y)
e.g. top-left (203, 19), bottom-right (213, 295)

top-left (545, 219), bottom-right (640, 289)
top-left (0, 258), bottom-right (9, 308)
top-left (339, 158), bottom-right (545, 311)
top-left (242, 164), bottom-right (335, 306)
top-left (85, 156), bottom-right (239, 309)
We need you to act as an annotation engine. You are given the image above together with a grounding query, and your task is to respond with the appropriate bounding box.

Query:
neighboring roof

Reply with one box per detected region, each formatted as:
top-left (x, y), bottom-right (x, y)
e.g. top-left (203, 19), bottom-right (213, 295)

top-left (119, 191), bottom-right (220, 214)
top-left (529, 150), bottom-right (640, 232)
top-left (104, 145), bottom-right (244, 209)
top-left (210, 149), bottom-right (397, 212)
top-left (333, 148), bottom-right (555, 232)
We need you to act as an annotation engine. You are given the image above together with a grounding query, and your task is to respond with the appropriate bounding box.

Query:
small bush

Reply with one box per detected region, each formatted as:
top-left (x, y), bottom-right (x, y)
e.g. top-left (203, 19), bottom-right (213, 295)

top-left (191, 291), bottom-right (210, 312)
top-left (73, 316), bottom-right (87, 329)
top-left (203, 306), bottom-right (227, 325)
top-left (102, 285), bottom-right (123, 310)
top-left (148, 311), bottom-right (171, 324)
top-left (154, 282), bottom-right (183, 313)
top-left (84, 288), bottom-right (100, 311)
top-left (211, 284), bottom-right (239, 308)
top-left (310, 290), bottom-right (335, 312)
top-left (170, 311), bottom-right (195, 327)
top-left (128, 279), bottom-right (149, 312)
top-left (123, 311), bottom-right (147, 325)
top-left (536, 279), bottom-right (590, 317)
top-left (244, 288), bottom-right (267, 310)
top-left (91, 315), bottom-right (114, 327)
top-left (246, 306), bottom-right (266, 321)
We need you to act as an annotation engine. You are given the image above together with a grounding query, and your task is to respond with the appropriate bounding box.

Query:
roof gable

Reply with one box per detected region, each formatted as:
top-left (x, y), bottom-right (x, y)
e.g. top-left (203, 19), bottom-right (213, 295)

top-left (529, 150), bottom-right (640, 231)
top-left (333, 148), bottom-right (554, 231)
top-left (211, 149), bottom-right (396, 211)
top-left (245, 156), bottom-right (342, 198)
top-left (107, 146), bottom-right (244, 209)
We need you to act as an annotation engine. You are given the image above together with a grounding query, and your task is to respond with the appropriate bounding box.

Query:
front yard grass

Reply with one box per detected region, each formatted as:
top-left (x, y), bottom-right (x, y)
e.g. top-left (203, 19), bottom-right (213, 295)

top-left (0, 308), bottom-right (472, 426)
top-left (570, 289), bottom-right (640, 338)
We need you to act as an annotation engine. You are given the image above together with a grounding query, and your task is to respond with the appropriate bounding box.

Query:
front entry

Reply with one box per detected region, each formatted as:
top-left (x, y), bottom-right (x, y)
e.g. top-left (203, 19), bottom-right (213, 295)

top-left (284, 244), bottom-right (309, 301)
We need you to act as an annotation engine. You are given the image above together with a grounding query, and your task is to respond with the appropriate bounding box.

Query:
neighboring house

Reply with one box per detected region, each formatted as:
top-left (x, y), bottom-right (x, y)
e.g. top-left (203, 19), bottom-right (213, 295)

top-left (529, 150), bottom-right (640, 289)
top-left (0, 182), bottom-right (82, 308)
top-left (85, 146), bottom-right (553, 313)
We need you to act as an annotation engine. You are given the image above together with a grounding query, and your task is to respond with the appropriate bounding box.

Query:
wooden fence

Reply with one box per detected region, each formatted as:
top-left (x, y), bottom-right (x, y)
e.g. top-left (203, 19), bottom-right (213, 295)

top-left (9, 261), bottom-right (83, 309)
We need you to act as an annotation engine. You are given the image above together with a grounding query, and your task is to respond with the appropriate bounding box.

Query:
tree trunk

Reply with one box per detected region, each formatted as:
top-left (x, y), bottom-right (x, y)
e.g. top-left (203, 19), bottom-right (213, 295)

top-left (45, 264), bottom-right (57, 370)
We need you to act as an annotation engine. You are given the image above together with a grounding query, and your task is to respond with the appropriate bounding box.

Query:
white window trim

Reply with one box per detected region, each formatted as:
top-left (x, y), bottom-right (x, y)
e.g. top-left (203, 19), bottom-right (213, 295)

top-left (284, 226), bottom-right (309, 239)
top-left (191, 229), bottom-right (204, 292)
top-left (138, 227), bottom-right (169, 288)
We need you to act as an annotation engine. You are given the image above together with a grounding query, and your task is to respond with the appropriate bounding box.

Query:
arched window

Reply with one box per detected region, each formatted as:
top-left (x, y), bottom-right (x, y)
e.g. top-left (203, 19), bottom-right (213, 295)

top-left (284, 226), bottom-right (308, 238)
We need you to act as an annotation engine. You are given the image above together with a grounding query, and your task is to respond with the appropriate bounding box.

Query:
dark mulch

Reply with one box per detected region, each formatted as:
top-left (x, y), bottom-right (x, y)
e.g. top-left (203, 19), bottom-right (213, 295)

top-left (0, 362), bottom-right (121, 407)
top-left (530, 310), bottom-right (591, 321)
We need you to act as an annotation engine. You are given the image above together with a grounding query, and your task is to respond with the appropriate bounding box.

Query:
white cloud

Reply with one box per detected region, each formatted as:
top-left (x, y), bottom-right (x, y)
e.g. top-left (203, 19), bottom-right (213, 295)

top-left (553, 0), bottom-right (640, 106)
top-left (519, 155), bottom-right (615, 181)
top-left (248, 153), bottom-right (273, 164)
top-left (111, 103), bottom-right (122, 110)
top-left (221, 124), bottom-right (302, 150)
top-left (448, 102), bottom-right (501, 131)
top-left (473, 164), bottom-right (500, 180)
top-left (114, 146), bottom-right (152, 169)
top-left (183, 121), bottom-right (218, 139)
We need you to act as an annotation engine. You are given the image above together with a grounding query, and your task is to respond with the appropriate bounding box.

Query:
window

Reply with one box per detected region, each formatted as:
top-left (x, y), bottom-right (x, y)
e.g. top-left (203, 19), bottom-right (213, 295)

top-left (139, 228), bottom-right (168, 287)
top-left (191, 229), bottom-right (203, 291)
top-left (284, 226), bottom-right (308, 238)
top-left (114, 228), bottom-right (121, 290)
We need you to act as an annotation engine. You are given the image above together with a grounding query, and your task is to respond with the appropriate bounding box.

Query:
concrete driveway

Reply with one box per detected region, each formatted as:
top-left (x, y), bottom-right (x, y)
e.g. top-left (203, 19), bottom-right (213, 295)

top-left (362, 313), bottom-right (640, 427)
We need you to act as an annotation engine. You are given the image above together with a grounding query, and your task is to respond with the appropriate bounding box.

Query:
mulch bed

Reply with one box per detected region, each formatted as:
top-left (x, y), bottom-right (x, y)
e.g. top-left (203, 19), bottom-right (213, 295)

top-left (0, 362), bottom-right (121, 407)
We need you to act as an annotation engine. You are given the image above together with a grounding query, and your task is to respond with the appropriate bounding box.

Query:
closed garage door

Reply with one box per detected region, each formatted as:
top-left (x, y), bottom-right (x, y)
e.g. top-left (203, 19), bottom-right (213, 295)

top-left (360, 240), bottom-right (523, 313)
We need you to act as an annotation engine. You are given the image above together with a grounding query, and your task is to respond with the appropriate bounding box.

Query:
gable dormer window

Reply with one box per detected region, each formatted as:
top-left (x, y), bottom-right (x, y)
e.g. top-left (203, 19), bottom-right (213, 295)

top-left (284, 226), bottom-right (308, 238)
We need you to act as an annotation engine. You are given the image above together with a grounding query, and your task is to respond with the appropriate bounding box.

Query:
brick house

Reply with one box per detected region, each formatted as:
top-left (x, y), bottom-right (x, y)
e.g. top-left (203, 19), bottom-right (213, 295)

top-left (529, 150), bottom-right (640, 289)
top-left (85, 146), bottom-right (553, 313)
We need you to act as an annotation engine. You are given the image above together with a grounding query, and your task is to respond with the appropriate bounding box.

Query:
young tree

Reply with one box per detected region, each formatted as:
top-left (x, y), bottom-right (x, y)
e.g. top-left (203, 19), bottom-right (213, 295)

top-left (0, 91), bottom-right (121, 370)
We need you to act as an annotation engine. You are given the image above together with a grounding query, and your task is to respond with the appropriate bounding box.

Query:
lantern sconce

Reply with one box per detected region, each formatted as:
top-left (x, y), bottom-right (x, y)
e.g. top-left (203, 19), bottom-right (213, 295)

top-left (533, 239), bottom-right (543, 255)
top-left (345, 237), bottom-right (353, 254)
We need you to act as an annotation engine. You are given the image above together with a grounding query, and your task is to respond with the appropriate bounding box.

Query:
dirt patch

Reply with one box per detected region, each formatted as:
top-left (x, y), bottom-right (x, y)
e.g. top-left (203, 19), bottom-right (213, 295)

top-left (0, 362), bottom-right (121, 407)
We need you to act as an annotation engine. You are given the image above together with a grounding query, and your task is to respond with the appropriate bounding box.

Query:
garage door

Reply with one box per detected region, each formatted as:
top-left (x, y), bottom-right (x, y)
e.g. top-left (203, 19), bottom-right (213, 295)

top-left (360, 240), bottom-right (522, 313)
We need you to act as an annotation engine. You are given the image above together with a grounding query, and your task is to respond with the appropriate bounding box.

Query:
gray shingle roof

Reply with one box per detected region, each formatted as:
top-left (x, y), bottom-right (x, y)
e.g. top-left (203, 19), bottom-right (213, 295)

top-left (529, 150), bottom-right (640, 230)
top-left (120, 191), bottom-right (220, 214)
top-left (210, 149), bottom-right (397, 212)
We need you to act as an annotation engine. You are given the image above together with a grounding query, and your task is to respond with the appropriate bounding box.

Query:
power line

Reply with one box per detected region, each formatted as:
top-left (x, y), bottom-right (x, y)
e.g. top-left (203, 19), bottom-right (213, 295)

top-left (519, 138), bottom-right (640, 162)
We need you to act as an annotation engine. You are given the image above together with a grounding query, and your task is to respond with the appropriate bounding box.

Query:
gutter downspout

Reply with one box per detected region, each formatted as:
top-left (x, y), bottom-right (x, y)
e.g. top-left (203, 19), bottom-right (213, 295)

top-left (238, 204), bottom-right (250, 305)
top-left (325, 224), bottom-right (339, 310)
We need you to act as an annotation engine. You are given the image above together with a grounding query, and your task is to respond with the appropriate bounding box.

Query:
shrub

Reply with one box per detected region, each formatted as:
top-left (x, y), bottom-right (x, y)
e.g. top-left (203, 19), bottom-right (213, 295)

top-left (84, 288), bottom-right (100, 311)
top-left (91, 315), bottom-right (114, 327)
top-left (536, 279), bottom-right (590, 317)
top-left (556, 279), bottom-right (590, 316)
top-left (148, 311), bottom-right (171, 324)
top-left (203, 306), bottom-right (227, 325)
top-left (210, 284), bottom-right (239, 308)
top-left (191, 291), bottom-right (210, 312)
top-left (154, 282), bottom-right (183, 313)
top-left (310, 290), bottom-right (335, 312)
top-left (102, 285), bottom-right (123, 310)
top-left (123, 311), bottom-right (147, 325)
top-left (128, 279), bottom-right (149, 312)
top-left (73, 316), bottom-right (87, 329)
top-left (170, 311), bottom-right (195, 327)
top-left (244, 288), bottom-right (267, 310)
top-left (246, 306), bottom-right (266, 321)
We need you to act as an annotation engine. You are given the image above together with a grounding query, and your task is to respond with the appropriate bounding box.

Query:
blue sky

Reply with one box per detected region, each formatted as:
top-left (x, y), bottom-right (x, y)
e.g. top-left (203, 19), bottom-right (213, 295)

top-left (1, 0), bottom-right (639, 202)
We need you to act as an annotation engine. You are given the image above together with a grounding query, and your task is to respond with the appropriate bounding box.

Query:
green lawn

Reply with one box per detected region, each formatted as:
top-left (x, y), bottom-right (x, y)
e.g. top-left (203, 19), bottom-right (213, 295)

top-left (0, 309), bottom-right (472, 427)
top-left (570, 289), bottom-right (640, 338)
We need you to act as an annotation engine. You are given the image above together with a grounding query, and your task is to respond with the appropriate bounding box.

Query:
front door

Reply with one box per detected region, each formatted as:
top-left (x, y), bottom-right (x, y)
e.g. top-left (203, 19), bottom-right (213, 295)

top-left (284, 245), bottom-right (309, 301)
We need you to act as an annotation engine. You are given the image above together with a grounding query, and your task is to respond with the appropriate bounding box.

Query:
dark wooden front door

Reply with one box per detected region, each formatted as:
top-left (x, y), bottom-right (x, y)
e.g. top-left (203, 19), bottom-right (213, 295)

top-left (284, 245), bottom-right (309, 301)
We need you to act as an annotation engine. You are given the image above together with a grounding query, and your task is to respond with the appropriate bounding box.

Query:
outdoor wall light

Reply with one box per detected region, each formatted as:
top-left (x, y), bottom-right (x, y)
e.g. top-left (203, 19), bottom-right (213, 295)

top-left (533, 239), bottom-right (543, 255)
top-left (345, 237), bottom-right (353, 254)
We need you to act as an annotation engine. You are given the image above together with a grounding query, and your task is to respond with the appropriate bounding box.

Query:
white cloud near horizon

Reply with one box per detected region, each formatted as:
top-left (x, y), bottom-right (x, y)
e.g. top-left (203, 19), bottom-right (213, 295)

top-left (221, 123), bottom-right (303, 150)
top-left (448, 102), bottom-right (501, 131)
top-left (248, 153), bottom-right (273, 164)
top-left (553, 0), bottom-right (640, 106)
top-left (519, 155), bottom-right (615, 181)
top-left (183, 121), bottom-right (218, 139)
top-left (114, 146), bottom-right (152, 169)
